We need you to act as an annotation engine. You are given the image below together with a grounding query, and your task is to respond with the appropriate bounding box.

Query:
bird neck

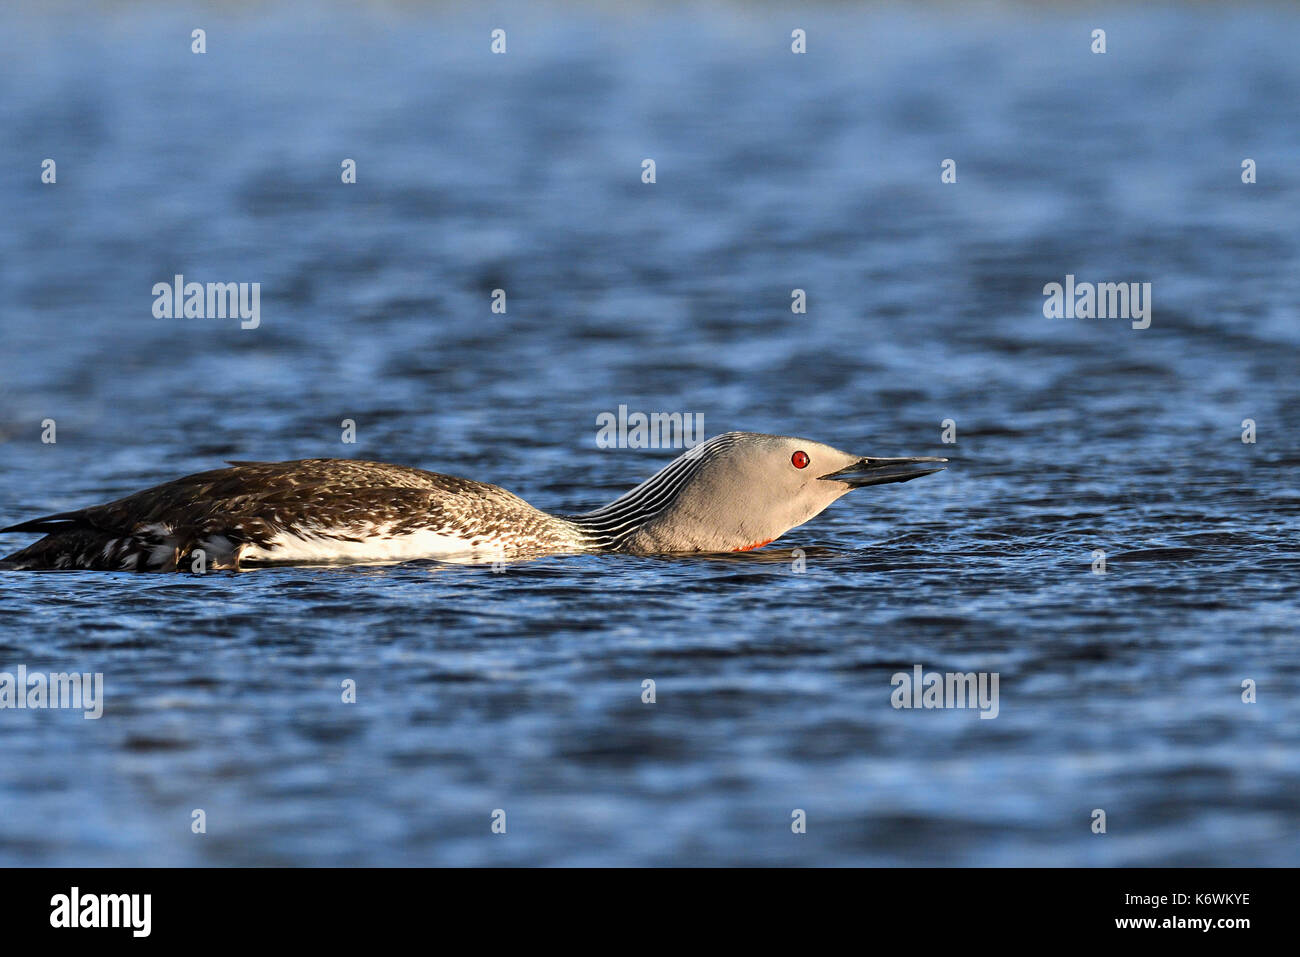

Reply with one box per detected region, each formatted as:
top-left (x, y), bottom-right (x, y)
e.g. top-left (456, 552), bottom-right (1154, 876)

top-left (564, 435), bottom-right (742, 551)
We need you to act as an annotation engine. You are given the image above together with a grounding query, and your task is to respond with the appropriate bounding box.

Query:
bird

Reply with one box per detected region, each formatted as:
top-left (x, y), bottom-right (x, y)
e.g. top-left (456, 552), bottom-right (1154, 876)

top-left (0, 431), bottom-right (946, 571)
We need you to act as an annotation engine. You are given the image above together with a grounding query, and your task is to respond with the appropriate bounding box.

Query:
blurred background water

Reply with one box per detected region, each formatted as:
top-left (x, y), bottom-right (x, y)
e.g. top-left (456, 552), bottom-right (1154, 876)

top-left (0, 1), bottom-right (1297, 866)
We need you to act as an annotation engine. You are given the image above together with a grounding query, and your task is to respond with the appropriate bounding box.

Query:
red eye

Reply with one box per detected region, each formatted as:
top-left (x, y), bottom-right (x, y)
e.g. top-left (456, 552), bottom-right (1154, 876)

top-left (791, 450), bottom-right (809, 469)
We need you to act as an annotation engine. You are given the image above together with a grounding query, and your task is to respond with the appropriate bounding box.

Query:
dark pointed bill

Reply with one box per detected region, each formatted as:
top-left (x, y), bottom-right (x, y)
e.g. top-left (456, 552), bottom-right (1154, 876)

top-left (818, 456), bottom-right (948, 488)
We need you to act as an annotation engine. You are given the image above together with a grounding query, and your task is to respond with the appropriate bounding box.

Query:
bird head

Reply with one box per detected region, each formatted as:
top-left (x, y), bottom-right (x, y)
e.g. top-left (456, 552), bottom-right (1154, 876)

top-left (611, 431), bottom-right (946, 553)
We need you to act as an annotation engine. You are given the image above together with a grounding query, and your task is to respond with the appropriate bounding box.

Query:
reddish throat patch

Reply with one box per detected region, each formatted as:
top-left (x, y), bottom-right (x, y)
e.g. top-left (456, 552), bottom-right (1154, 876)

top-left (732, 538), bottom-right (774, 552)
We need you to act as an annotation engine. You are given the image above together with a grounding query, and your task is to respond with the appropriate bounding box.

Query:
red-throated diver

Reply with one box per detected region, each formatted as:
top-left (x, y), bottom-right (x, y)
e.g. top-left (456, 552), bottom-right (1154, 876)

top-left (0, 432), bottom-right (946, 571)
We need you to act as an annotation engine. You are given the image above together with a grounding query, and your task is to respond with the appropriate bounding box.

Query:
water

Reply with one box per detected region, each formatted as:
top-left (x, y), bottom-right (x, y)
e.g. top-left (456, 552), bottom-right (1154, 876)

top-left (1, 1), bottom-right (1297, 866)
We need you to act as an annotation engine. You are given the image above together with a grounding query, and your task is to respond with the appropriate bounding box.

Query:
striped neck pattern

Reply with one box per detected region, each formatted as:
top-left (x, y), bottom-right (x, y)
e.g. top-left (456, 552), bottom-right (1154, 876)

top-left (564, 432), bottom-right (746, 550)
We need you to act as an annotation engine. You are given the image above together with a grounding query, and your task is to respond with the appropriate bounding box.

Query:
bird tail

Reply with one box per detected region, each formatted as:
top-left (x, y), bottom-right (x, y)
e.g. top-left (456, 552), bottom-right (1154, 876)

top-left (0, 511), bottom-right (88, 534)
